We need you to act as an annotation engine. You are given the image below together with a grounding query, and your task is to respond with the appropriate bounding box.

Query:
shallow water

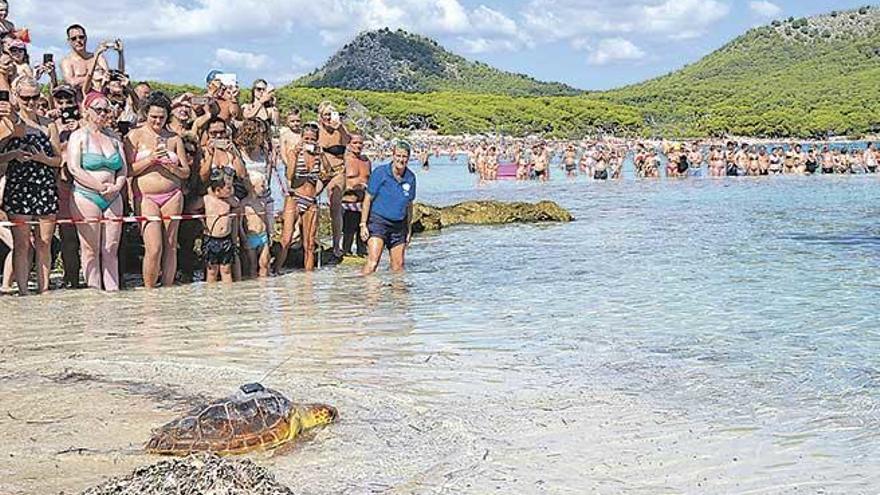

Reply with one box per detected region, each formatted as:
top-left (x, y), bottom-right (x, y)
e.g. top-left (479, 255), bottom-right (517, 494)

top-left (2, 161), bottom-right (880, 494)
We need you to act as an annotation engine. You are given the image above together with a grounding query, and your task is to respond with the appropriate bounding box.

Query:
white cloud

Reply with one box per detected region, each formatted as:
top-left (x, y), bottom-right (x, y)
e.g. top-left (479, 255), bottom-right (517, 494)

top-left (130, 56), bottom-right (173, 80)
top-left (213, 48), bottom-right (270, 70)
top-left (13, 0), bottom-right (533, 60)
top-left (587, 38), bottom-right (645, 65)
top-left (749, 0), bottom-right (781, 18)
top-left (521, 0), bottom-right (731, 41)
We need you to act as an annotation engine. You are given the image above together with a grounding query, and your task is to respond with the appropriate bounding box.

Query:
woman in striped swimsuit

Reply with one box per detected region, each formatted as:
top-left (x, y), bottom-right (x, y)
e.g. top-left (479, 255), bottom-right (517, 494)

top-left (277, 122), bottom-right (322, 272)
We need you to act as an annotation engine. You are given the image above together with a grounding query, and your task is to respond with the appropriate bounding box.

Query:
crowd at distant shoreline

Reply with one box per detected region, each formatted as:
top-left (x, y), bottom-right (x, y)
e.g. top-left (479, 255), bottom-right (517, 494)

top-left (405, 138), bottom-right (880, 181)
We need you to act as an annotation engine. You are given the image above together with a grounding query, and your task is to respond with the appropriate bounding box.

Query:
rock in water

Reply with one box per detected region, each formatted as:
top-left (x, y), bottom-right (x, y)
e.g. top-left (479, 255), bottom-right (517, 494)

top-left (412, 200), bottom-right (573, 233)
top-left (80, 454), bottom-right (295, 495)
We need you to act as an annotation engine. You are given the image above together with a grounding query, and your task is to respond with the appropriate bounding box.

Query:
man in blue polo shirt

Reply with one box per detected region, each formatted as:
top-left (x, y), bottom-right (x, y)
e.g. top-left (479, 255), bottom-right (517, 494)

top-left (360, 141), bottom-right (417, 274)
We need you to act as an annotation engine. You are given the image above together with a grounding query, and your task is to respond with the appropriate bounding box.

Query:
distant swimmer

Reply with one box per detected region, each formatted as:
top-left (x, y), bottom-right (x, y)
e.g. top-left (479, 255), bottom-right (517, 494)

top-left (420, 148), bottom-right (430, 172)
top-left (532, 143), bottom-right (550, 182)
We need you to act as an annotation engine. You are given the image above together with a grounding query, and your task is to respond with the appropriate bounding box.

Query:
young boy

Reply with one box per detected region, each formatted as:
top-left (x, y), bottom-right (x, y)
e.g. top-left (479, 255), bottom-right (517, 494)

top-left (242, 171), bottom-right (271, 278)
top-left (204, 169), bottom-right (238, 284)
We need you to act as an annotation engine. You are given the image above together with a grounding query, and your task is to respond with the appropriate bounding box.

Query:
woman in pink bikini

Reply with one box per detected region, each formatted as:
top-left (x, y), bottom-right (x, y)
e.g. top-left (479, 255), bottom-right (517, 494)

top-left (126, 92), bottom-right (190, 288)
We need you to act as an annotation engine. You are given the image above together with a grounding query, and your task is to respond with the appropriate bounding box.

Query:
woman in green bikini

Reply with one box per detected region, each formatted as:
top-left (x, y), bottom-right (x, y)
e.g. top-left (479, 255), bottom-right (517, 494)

top-left (67, 91), bottom-right (129, 291)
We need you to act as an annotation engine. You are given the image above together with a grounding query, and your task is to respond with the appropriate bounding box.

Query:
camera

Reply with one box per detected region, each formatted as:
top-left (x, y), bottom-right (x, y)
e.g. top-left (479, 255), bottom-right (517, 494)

top-left (60, 106), bottom-right (81, 123)
top-left (108, 70), bottom-right (127, 83)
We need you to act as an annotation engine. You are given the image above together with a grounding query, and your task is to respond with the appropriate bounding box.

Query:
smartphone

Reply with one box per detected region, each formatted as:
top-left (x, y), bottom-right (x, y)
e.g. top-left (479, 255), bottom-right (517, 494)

top-left (0, 90), bottom-right (8, 102)
top-left (43, 53), bottom-right (53, 64)
top-left (117, 121), bottom-right (131, 135)
top-left (330, 111), bottom-right (340, 124)
top-left (191, 96), bottom-right (211, 106)
top-left (303, 143), bottom-right (317, 154)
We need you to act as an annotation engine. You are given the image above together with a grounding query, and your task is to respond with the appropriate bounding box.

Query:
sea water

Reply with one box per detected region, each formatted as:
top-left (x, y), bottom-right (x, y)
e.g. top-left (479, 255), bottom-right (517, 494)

top-left (1, 158), bottom-right (879, 494)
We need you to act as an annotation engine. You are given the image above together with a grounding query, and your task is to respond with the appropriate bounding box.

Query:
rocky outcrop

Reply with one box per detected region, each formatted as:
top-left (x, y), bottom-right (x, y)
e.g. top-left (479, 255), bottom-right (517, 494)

top-left (411, 200), bottom-right (574, 233)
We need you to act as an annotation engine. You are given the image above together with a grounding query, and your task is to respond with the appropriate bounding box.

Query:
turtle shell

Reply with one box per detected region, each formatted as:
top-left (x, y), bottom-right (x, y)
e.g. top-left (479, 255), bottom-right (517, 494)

top-left (146, 383), bottom-right (297, 456)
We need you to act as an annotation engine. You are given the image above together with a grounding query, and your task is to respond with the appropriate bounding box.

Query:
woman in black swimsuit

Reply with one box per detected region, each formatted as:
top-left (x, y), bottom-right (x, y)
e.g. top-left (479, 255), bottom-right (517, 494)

top-left (0, 79), bottom-right (62, 295)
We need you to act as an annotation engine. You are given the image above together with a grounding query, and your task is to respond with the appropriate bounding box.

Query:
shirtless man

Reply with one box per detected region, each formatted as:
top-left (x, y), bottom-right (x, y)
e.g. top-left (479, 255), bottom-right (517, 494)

top-left (341, 133), bottom-right (371, 256)
top-left (61, 25), bottom-right (111, 91)
top-left (688, 144), bottom-right (704, 177)
top-left (532, 143), bottom-right (549, 182)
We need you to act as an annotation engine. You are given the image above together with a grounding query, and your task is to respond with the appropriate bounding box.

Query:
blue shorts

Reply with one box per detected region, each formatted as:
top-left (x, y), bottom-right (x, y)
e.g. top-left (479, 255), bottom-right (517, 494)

top-left (368, 214), bottom-right (408, 249)
top-left (246, 232), bottom-right (269, 250)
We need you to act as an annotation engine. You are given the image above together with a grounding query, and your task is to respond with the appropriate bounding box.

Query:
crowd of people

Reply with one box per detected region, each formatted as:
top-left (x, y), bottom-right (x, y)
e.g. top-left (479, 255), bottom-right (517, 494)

top-left (456, 139), bottom-right (880, 181)
top-left (0, 10), bottom-right (417, 295)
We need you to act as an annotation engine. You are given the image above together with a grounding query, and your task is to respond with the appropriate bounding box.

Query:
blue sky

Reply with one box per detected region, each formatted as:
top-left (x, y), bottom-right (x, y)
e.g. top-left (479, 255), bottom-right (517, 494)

top-left (12, 0), bottom-right (872, 91)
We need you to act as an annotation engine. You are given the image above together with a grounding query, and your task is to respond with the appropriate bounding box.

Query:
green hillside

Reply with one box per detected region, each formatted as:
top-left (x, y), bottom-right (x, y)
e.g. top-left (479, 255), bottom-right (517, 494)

top-left (148, 6), bottom-right (880, 139)
top-left (294, 29), bottom-right (580, 97)
top-left (601, 5), bottom-right (880, 137)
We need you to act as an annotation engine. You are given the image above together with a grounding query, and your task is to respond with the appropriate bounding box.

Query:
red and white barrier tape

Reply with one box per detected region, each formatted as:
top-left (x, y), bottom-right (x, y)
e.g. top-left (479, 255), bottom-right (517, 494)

top-left (0, 210), bottom-right (265, 228)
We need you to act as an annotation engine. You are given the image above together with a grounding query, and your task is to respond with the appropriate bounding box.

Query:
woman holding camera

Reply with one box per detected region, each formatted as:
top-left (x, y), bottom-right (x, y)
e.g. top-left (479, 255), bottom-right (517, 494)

top-left (278, 122), bottom-right (322, 271)
top-left (126, 92), bottom-right (190, 288)
top-left (67, 91), bottom-right (128, 291)
top-left (317, 100), bottom-right (350, 258)
top-left (0, 78), bottom-right (62, 294)
top-left (242, 79), bottom-right (278, 127)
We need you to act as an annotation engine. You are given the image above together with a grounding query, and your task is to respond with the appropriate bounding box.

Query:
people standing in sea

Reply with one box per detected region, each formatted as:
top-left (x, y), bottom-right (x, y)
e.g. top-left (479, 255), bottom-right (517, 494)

top-left (317, 100), bottom-right (351, 258)
top-left (0, 78), bottom-right (61, 295)
top-left (361, 141), bottom-right (416, 275)
top-left (274, 109), bottom-right (303, 273)
top-left (203, 168), bottom-right (237, 284)
top-left (126, 92), bottom-right (190, 288)
top-left (67, 92), bottom-right (127, 291)
top-left (532, 143), bottom-right (549, 181)
top-left (563, 145), bottom-right (577, 178)
top-left (342, 133), bottom-right (371, 257)
top-left (286, 122), bottom-right (323, 271)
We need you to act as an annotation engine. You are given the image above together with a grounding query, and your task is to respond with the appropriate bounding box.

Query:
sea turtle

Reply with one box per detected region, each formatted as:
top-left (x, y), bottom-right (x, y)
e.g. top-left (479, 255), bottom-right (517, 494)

top-left (146, 383), bottom-right (338, 456)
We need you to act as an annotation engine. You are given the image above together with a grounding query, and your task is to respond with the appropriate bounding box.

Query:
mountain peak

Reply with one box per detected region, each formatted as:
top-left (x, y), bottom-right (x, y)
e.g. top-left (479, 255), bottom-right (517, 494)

top-left (294, 29), bottom-right (580, 96)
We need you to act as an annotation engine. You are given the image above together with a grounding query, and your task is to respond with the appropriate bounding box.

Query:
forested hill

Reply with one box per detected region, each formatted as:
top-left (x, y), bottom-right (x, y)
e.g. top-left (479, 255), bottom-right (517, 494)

top-left (600, 5), bottom-right (880, 137)
top-left (293, 29), bottom-right (580, 97)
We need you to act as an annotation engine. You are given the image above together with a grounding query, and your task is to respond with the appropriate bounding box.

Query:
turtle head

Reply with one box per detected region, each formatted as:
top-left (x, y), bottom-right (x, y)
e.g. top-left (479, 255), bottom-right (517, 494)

top-left (295, 403), bottom-right (338, 431)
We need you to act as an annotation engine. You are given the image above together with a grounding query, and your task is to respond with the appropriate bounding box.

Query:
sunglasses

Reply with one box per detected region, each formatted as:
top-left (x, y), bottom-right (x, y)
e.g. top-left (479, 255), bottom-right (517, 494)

top-left (18, 94), bottom-right (40, 102)
top-left (8, 47), bottom-right (25, 54)
top-left (69, 35), bottom-right (86, 42)
top-left (208, 131), bottom-right (227, 137)
top-left (90, 106), bottom-right (113, 114)
top-left (254, 86), bottom-right (267, 91)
